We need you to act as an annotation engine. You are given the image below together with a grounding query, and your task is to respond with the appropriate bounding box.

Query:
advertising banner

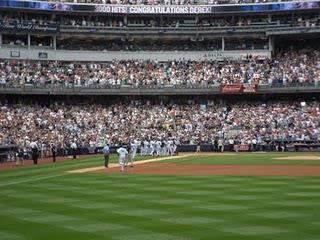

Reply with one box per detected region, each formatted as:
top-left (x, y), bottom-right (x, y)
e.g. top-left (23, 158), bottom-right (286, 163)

top-left (243, 84), bottom-right (258, 93)
top-left (220, 84), bottom-right (243, 94)
top-left (220, 84), bottom-right (258, 93)
top-left (235, 144), bottom-right (250, 151)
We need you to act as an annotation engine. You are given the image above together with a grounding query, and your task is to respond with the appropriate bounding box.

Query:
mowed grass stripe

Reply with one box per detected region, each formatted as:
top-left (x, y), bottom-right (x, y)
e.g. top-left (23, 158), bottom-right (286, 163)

top-left (0, 204), bottom-right (132, 238)
top-left (0, 192), bottom-right (220, 240)
top-left (2, 174), bottom-right (320, 236)
top-left (0, 214), bottom-right (110, 240)
top-left (5, 174), bottom-right (320, 213)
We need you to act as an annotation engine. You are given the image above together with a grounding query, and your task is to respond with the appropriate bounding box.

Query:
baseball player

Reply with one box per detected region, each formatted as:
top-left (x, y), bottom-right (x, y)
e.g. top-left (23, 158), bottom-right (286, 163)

top-left (140, 141), bottom-right (146, 156)
top-left (161, 140), bottom-right (166, 156)
top-left (117, 145), bottom-right (128, 172)
top-left (15, 147), bottom-right (24, 166)
top-left (168, 139), bottom-right (174, 156)
top-left (130, 140), bottom-right (138, 165)
top-left (166, 140), bottom-right (172, 156)
top-left (156, 139), bottom-right (162, 156)
top-left (173, 139), bottom-right (180, 155)
top-left (144, 140), bottom-right (149, 156)
top-left (149, 140), bottom-right (155, 156)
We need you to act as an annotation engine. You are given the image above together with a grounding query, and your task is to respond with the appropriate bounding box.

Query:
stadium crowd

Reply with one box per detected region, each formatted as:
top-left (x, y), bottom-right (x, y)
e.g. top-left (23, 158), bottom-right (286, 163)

top-left (0, 49), bottom-right (318, 87)
top-left (2, 12), bottom-right (318, 32)
top-left (57, 40), bottom-right (223, 51)
top-left (0, 100), bottom-right (319, 152)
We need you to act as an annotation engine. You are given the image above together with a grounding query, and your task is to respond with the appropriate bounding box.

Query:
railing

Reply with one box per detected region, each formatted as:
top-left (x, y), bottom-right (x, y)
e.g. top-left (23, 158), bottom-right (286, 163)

top-left (0, 82), bottom-right (319, 95)
top-left (60, 23), bottom-right (319, 33)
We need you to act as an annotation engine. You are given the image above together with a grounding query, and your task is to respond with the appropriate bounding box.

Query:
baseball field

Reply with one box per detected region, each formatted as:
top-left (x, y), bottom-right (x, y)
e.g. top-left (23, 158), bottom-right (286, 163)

top-left (1, 152), bottom-right (320, 240)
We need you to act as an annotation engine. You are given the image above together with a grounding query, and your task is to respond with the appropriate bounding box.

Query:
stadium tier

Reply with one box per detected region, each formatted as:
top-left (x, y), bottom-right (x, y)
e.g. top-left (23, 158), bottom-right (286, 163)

top-left (0, 49), bottom-right (318, 87)
top-left (1, 100), bottom-right (320, 149)
top-left (0, 0), bottom-right (319, 149)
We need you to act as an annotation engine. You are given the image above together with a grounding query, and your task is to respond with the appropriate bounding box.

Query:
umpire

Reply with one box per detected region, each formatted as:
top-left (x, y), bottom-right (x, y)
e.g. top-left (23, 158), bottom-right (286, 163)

top-left (102, 144), bottom-right (110, 167)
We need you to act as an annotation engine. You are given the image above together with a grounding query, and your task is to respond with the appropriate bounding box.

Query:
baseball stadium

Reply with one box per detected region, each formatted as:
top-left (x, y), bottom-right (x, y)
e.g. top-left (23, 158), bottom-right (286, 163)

top-left (1, 0), bottom-right (320, 239)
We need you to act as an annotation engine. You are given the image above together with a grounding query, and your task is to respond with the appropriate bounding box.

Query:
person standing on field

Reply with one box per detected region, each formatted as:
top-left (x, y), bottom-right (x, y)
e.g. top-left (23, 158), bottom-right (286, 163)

top-left (196, 141), bottom-right (201, 153)
top-left (51, 144), bottom-right (57, 163)
top-left (30, 141), bottom-right (39, 165)
top-left (71, 141), bottom-right (77, 159)
top-left (218, 138), bottom-right (224, 152)
top-left (15, 148), bottom-right (24, 166)
top-left (102, 144), bottom-right (110, 167)
top-left (117, 145), bottom-right (128, 172)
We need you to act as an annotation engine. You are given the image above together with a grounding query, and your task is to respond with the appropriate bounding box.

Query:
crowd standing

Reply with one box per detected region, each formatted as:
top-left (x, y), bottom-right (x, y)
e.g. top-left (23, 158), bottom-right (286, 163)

top-left (1, 100), bottom-right (320, 156)
top-left (0, 49), bottom-right (319, 87)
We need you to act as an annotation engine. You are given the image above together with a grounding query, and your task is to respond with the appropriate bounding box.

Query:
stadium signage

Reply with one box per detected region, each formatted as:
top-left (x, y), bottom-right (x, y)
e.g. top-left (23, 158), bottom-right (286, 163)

top-left (220, 84), bottom-right (243, 94)
top-left (95, 5), bottom-right (211, 14)
top-left (220, 84), bottom-right (257, 93)
top-left (0, 21), bottom-right (58, 33)
top-left (1, 0), bottom-right (320, 15)
top-left (243, 84), bottom-right (258, 93)
top-left (236, 144), bottom-right (250, 151)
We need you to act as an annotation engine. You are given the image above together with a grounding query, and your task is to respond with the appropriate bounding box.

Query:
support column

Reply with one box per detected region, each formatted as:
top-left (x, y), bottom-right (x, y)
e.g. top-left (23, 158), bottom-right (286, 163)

top-left (0, 33), bottom-right (2, 48)
top-left (123, 15), bottom-right (127, 27)
top-left (268, 36), bottom-right (274, 52)
top-left (222, 37), bottom-right (225, 51)
top-left (27, 34), bottom-right (31, 50)
top-left (53, 35), bottom-right (56, 50)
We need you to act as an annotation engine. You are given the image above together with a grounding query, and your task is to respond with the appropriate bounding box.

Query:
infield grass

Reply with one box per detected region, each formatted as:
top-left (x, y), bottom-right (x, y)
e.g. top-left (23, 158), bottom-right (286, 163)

top-left (0, 153), bottom-right (320, 240)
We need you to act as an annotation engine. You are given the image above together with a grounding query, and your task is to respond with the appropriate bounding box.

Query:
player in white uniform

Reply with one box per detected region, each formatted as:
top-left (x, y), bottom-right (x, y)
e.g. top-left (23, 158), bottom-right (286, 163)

top-left (173, 139), bottom-right (180, 155)
top-left (168, 139), bottom-right (174, 156)
top-left (117, 146), bottom-right (128, 172)
top-left (143, 140), bottom-right (149, 156)
top-left (166, 140), bottom-right (172, 156)
top-left (156, 140), bottom-right (162, 156)
top-left (131, 140), bottom-right (138, 160)
top-left (129, 141), bottom-right (138, 167)
top-left (149, 140), bottom-right (155, 156)
top-left (140, 140), bottom-right (144, 156)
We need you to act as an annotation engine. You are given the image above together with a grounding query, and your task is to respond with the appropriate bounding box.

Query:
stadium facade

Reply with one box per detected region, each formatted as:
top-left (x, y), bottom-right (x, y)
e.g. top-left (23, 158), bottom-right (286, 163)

top-left (0, 0), bottom-right (319, 156)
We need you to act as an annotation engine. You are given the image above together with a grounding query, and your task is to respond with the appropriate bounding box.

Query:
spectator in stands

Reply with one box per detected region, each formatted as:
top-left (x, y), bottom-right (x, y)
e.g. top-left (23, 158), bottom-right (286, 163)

top-left (0, 49), bottom-right (318, 87)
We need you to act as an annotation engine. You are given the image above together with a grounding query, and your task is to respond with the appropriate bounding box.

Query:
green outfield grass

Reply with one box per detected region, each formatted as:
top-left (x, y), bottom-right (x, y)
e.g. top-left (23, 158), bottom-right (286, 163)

top-left (0, 153), bottom-right (320, 240)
